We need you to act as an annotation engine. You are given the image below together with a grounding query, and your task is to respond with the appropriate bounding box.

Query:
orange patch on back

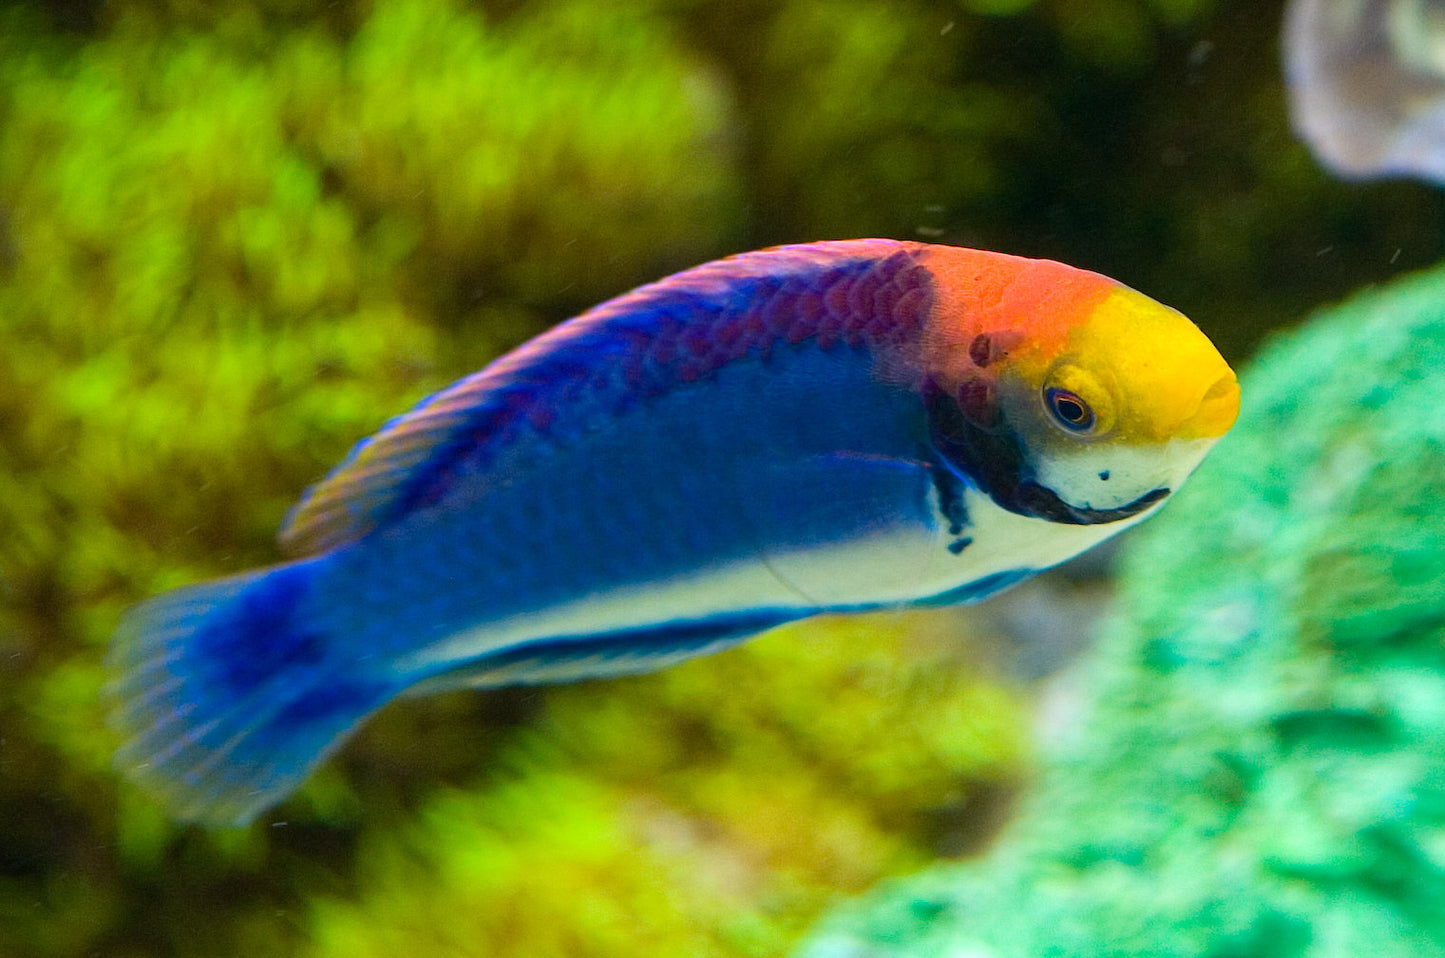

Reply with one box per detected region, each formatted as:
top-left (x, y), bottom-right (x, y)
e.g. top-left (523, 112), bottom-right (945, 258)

top-left (915, 246), bottom-right (1117, 390)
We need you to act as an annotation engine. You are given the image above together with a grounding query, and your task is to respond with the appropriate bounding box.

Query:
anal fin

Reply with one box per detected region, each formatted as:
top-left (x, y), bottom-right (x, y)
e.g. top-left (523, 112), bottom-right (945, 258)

top-left (407, 610), bottom-right (800, 695)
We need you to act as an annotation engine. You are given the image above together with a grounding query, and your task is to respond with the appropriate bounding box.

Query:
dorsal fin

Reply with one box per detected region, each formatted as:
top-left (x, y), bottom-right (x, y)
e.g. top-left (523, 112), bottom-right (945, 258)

top-left (278, 367), bottom-right (512, 557)
top-left (276, 240), bottom-right (924, 557)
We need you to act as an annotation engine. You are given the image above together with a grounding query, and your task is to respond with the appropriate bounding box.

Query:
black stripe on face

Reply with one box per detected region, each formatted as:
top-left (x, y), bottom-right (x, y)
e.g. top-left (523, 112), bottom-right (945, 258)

top-left (1011, 481), bottom-right (1169, 525)
top-left (924, 382), bottom-right (1168, 526)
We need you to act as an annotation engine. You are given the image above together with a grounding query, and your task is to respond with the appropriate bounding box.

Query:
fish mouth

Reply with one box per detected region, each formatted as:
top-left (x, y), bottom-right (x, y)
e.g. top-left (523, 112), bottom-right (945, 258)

top-left (925, 383), bottom-right (1169, 526)
top-left (1011, 481), bottom-right (1168, 525)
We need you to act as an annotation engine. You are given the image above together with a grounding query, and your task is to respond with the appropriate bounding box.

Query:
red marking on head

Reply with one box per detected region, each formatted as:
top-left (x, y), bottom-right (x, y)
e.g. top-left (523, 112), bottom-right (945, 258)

top-left (956, 377), bottom-right (998, 427)
top-left (915, 246), bottom-right (1117, 390)
top-left (968, 333), bottom-right (994, 368)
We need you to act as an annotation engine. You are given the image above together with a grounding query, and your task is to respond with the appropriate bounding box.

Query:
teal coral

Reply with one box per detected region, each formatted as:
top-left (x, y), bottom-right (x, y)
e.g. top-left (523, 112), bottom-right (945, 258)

top-left (795, 267), bottom-right (1445, 955)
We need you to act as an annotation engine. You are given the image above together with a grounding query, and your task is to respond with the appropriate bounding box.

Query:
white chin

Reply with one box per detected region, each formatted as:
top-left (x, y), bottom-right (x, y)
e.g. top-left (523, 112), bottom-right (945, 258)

top-left (1036, 437), bottom-right (1221, 512)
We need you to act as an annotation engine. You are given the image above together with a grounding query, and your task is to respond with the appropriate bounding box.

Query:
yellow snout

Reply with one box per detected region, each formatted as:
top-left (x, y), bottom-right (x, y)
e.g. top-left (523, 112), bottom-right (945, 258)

top-left (1070, 286), bottom-right (1240, 443)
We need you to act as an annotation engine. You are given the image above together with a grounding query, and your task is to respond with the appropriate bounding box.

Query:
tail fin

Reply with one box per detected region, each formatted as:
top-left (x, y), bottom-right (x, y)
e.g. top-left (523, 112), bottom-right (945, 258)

top-left (106, 560), bottom-right (401, 826)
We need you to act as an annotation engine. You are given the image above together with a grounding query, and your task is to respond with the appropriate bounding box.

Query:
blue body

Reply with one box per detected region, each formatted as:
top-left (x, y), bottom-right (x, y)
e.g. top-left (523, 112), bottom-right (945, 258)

top-left (108, 244), bottom-right (1033, 825)
top-left (325, 343), bottom-right (930, 667)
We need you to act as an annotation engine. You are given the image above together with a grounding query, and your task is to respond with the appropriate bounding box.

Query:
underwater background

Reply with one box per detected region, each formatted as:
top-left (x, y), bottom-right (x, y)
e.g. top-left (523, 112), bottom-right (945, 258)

top-left (3, 0), bottom-right (1445, 955)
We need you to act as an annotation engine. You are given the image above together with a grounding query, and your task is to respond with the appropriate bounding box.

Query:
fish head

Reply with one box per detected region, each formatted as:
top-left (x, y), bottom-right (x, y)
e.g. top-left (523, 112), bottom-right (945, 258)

top-left (920, 250), bottom-right (1239, 526)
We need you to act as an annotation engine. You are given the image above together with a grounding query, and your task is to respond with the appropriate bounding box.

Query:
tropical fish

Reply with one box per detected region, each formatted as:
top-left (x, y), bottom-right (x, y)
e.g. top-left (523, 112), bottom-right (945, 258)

top-left (107, 239), bottom-right (1240, 826)
top-left (1285, 0), bottom-right (1445, 183)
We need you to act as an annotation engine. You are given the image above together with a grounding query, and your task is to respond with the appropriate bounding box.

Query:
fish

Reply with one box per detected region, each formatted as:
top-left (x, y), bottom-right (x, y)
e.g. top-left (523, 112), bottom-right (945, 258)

top-left (106, 239), bottom-right (1240, 826)
top-left (1285, 0), bottom-right (1445, 183)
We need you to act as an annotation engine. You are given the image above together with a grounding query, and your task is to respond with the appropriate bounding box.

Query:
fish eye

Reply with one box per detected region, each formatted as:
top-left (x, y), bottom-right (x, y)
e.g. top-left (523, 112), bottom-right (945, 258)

top-left (1040, 363), bottom-right (1115, 437)
top-left (1046, 387), bottom-right (1095, 431)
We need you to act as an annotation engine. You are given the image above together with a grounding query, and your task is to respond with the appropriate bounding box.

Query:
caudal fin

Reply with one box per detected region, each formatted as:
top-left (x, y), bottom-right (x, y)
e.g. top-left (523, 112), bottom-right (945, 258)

top-left (106, 561), bottom-right (401, 826)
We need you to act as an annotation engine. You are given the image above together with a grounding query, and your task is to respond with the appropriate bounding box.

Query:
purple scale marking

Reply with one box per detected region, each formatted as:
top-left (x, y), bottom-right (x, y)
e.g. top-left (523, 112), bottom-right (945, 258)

top-left (301, 242), bottom-right (938, 544)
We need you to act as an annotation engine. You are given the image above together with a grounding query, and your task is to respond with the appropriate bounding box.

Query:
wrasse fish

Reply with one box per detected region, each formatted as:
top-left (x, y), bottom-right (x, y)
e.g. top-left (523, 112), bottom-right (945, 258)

top-left (108, 239), bottom-right (1239, 825)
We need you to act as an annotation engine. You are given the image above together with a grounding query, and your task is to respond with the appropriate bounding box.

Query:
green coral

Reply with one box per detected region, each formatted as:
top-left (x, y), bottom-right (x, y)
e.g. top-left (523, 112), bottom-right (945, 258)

top-left (795, 268), bottom-right (1445, 955)
top-left (0, 1), bottom-right (745, 954)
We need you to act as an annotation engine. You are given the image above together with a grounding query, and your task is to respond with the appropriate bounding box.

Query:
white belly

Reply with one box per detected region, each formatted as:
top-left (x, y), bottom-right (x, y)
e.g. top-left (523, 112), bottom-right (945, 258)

top-left (397, 478), bottom-right (1155, 690)
top-left (764, 485), bottom-right (1154, 607)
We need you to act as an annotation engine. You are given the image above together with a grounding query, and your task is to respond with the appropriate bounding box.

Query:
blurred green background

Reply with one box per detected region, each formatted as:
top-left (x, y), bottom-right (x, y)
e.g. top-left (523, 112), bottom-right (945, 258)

top-left (1, 0), bottom-right (1442, 955)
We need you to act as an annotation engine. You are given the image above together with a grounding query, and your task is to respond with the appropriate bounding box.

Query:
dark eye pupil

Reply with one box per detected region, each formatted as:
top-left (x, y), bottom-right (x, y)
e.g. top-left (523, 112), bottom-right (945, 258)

top-left (1047, 388), bottom-right (1094, 430)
